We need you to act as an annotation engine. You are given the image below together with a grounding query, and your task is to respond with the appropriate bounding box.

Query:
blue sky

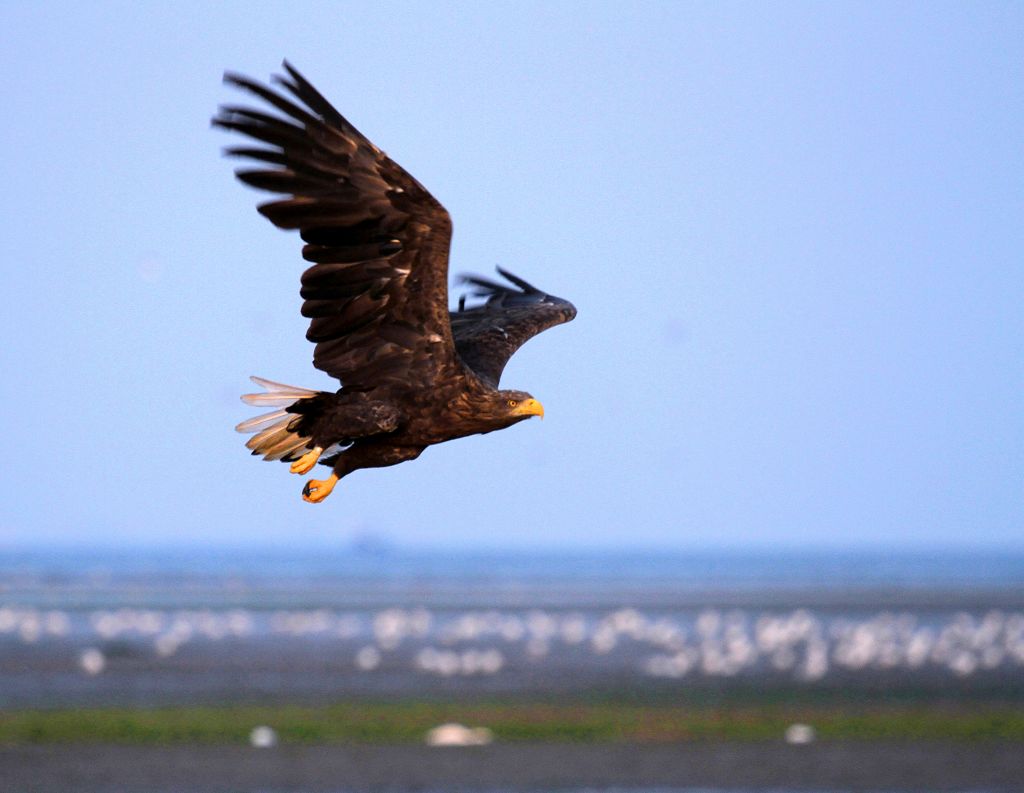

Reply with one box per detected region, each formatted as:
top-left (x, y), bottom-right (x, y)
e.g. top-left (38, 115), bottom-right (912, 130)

top-left (1, 2), bottom-right (1021, 550)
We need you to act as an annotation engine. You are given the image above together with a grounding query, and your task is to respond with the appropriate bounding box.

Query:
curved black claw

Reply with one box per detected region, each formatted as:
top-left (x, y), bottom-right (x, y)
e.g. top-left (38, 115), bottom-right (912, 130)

top-left (302, 481), bottom-right (313, 497)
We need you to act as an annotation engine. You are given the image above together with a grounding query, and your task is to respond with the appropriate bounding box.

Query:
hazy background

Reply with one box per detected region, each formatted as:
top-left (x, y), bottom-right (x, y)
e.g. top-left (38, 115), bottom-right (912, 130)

top-left (1, 1), bottom-right (1020, 550)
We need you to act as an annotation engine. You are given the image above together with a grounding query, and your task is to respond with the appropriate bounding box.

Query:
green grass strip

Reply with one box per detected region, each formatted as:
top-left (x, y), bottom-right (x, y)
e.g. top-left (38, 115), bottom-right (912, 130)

top-left (1, 702), bottom-right (1022, 745)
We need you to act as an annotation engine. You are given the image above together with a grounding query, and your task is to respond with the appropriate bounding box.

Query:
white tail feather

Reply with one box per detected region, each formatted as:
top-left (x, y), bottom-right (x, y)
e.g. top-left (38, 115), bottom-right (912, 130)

top-left (237, 376), bottom-right (320, 462)
top-left (249, 376), bottom-right (319, 394)
top-left (241, 393), bottom-right (307, 406)
top-left (235, 409), bottom-right (289, 434)
top-left (264, 435), bottom-right (310, 461)
top-left (241, 376), bottom-right (320, 406)
top-left (246, 424), bottom-right (292, 450)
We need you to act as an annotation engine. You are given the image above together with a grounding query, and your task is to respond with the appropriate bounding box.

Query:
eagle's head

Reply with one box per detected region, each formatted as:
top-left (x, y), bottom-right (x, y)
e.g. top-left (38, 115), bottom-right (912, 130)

top-left (500, 390), bottom-right (544, 421)
top-left (475, 389), bottom-right (544, 430)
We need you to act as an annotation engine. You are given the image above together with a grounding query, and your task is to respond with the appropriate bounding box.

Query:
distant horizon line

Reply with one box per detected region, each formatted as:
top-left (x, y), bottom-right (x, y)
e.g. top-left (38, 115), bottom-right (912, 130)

top-left (2, 539), bottom-right (1023, 557)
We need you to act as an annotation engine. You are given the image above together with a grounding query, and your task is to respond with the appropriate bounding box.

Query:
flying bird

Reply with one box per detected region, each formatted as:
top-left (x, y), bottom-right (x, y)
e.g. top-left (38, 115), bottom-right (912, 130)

top-left (214, 62), bottom-right (576, 503)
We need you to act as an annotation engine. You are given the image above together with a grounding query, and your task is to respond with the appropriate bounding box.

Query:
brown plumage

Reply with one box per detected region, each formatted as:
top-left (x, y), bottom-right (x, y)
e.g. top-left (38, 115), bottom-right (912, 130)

top-left (215, 62), bottom-right (576, 502)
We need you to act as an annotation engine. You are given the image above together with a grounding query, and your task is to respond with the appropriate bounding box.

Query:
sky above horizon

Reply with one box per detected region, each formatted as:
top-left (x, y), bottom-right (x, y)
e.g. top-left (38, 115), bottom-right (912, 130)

top-left (1, 2), bottom-right (1021, 550)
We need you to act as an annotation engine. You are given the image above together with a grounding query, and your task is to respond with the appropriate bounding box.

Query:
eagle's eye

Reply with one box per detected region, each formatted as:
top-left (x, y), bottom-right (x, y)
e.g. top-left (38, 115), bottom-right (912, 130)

top-left (507, 399), bottom-right (518, 408)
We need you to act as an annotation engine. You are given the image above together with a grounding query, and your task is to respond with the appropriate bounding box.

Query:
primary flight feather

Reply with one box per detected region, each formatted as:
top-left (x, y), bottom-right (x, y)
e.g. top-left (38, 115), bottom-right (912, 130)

top-left (214, 62), bottom-right (576, 502)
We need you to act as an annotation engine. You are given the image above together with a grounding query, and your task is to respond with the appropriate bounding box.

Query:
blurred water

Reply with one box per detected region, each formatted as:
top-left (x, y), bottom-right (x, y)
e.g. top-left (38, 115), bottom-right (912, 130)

top-left (4, 546), bottom-right (1023, 608)
top-left (1, 547), bottom-right (1022, 706)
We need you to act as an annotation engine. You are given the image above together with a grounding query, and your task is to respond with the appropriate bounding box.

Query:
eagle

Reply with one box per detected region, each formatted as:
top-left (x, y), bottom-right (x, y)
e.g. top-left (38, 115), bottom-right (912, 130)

top-left (214, 63), bottom-right (576, 503)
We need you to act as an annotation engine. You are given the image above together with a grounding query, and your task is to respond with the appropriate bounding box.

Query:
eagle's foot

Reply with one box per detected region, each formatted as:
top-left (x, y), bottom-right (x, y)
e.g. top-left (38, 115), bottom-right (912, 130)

top-left (302, 473), bottom-right (338, 504)
top-left (290, 446), bottom-right (323, 475)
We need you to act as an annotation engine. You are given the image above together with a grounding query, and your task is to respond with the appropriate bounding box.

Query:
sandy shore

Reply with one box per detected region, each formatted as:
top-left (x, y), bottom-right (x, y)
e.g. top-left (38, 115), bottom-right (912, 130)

top-left (4, 741), bottom-right (1023, 792)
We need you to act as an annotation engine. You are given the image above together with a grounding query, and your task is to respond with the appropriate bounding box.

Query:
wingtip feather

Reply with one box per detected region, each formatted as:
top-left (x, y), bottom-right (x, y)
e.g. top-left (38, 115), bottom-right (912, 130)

top-left (496, 266), bottom-right (539, 293)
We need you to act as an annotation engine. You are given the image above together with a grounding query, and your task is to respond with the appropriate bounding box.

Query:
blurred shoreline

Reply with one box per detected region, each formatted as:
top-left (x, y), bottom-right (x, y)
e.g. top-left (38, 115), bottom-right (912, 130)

top-left (4, 548), bottom-right (1023, 791)
top-left (3, 547), bottom-right (1023, 709)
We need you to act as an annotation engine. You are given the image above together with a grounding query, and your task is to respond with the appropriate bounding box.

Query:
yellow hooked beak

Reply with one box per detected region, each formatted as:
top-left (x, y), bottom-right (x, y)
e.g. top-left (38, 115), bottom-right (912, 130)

top-left (512, 398), bottom-right (544, 420)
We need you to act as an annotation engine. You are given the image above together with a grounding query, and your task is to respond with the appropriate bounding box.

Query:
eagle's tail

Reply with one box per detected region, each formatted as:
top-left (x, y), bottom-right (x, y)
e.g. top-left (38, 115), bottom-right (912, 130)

top-left (236, 376), bottom-right (320, 462)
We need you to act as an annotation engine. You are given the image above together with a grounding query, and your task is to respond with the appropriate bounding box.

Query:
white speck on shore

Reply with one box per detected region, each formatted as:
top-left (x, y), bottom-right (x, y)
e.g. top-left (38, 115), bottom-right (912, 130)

top-left (154, 634), bottom-right (181, 657)
top-left (425, 723), bottom-right (494, 747)
top-left (19, 614), bottom-right (41, 643)
top-left (249, 725), bottom-right (277, 748)
top-left (79, 647), bottom-right (106, 675)
top-left (355, 645), bottom-right (381, 671)
top-left (44, 611), bottom-right (70, 637)
top-left (784, 723), bottom-right (816, 744)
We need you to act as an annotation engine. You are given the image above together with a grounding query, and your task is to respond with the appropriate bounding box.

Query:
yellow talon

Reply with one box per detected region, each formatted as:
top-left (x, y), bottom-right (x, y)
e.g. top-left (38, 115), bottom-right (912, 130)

top-left (290, 446), bottom-right (323, 475)
top-left (302, 473), bottom-right (338, 503)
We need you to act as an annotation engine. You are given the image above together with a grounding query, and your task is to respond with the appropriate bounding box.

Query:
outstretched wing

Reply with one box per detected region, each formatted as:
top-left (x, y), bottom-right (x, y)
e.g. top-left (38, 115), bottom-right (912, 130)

top-left (451, 268), bottom-right (577, 387)
top-left (214, 62), bottom-right (462, 391)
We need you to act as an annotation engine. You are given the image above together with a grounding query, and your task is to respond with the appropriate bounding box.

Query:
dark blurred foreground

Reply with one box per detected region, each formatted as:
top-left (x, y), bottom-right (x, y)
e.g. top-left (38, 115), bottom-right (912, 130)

top-left (5, 741), bottom-right (1024, 793)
